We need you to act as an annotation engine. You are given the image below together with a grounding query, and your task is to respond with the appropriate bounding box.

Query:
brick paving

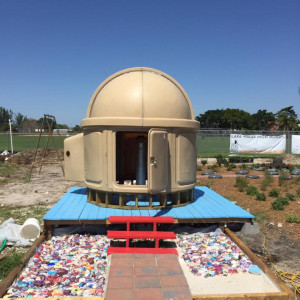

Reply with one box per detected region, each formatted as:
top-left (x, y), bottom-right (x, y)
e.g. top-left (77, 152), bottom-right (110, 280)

top-left (105, 253), bottom-right (192, 300)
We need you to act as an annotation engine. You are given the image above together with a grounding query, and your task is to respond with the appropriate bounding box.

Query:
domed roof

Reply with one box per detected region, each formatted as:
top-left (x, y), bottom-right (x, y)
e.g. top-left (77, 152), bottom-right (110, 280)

top-left (81, 67), bottom-right (199, 129)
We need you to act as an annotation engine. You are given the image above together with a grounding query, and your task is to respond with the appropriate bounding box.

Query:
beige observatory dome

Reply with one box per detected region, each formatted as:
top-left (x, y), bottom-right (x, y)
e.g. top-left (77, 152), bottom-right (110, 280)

top-left (81, 67), bottom-right (198, 129)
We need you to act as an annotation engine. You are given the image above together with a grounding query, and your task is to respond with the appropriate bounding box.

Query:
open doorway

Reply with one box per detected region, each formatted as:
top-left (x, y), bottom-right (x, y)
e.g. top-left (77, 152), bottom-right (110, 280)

top-left (116, 132), bottom-right (148, 185)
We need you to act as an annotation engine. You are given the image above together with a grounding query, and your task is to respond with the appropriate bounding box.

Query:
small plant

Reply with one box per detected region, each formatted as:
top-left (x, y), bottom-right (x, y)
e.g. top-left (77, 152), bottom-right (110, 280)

top-left (235, 176), bottom-right (248, 192)
top-left (246, 186), bottom-right (258, 196)
top-left (256, 193), bottom-right (266, 201)
top-left (285, 215), bottom-right (300, 223)
top-left (296, 187), bottom-right (300, 197)
top-left (292, 176), bottom-right (300, 185)
top-left (253, 211), bottom-right (270, 221)
top-left (260, 171), bottom-right (273, 191)
top-left (208, 163), bottom-right (219, 172)
top-left (226, 163), bottom-right (236, 171)
top-left (268, 188), bottom-right (280, 198)
top-left (239, 163), bottom-right (248, 170)
top-left (286, 193), bottom-right (295, 201)
top-left (215, 154), bottom-right (227, 167)
top-left (201, 159), bottom-right (207, 166)
top-left (196, 165), bottom-right (202, 171)
top-left (271, 199), bottom-right (285, 210)
top-left (251, 163), bottom-right (261, 169)
top-left (277, 197), bottom-right (289, 205)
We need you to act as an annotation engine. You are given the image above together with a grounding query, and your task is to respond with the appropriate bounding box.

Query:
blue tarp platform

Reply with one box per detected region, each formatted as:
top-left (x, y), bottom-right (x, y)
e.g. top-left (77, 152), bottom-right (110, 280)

top-left (43, 186), bottom-right (253, 225)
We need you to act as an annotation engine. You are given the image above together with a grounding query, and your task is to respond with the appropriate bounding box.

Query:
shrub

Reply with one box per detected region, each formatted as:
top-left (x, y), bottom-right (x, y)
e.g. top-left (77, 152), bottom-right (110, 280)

top-left (201, 159), bottom-right (207, 166)
top-left (286, 193), bottom-right (295, 201)
top-left (215, 154), bottom-right (227, 167)
top-left (246, 186), bottom-right (258, 196)
top-left (235, 176), bottom-right (248, 192)
top-left (226, 163), bottom-right (236, 171)
top-left (256, 193), bottom-right (266, 201)
top-left (208, 163), bottom-right (219, 172)
top-left (239, 163), bottom-right (248, 170)
top-left (196, 165), bottom-right (202, 171)
top-left (268, 188), bottom-right (280, 198)
top-left (277, 197), bottom-right (289, 205)
top-left (271, 199), bottom-right (285, 210)
top-left (260, 171), bottom-right (273, 191)
top-left (251, 163), bottom-right (261, 169)
top-left (296, 187), bottom-right (300, 197)
top-left (285, 215), bottom-right (300, 223)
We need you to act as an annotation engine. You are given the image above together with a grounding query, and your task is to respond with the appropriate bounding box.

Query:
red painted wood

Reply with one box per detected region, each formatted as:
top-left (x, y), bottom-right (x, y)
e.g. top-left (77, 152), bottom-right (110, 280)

top-left (109, 216), bottom-right (174, 224)
top-left (107, 247), bottom-right (178, 255)
top-left (108, 216), bottom-right (177, 254)
top-left (107, 231), bottom-right (176, 239)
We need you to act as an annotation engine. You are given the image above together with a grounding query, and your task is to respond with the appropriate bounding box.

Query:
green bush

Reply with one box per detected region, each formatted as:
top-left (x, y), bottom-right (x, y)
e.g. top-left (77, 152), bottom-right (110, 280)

top-left (256, 193), bottom-right (266, 201)
top-left (208, 163), bottom-right (219, 172)
top-left (246, 186), bottom-right (258, 196)
top-left (271, 199), bottom-right (285, 210)
top-left (215, 154), bottom-right (227, 166)
top-left (277, 197), bottom-right (289, 205)
top-left (201, 159), bottom-right (207, 166)
top-left (226, 163), bottom-right (236, 171)
top-left (285, 215), bottom-right (300, 223)
top-left (239, 163), bottom-right (248, 170)
top-left (286, 193), bottom-right (295, 201)
top-left (235, 176), bottom-right (248, 192)
top-left (268, 188), bottom-right (280, 198)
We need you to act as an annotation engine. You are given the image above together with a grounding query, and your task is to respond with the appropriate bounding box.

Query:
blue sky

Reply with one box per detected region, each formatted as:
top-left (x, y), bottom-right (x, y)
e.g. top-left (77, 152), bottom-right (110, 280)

top-left (1, 0), bottom-right (299, 127)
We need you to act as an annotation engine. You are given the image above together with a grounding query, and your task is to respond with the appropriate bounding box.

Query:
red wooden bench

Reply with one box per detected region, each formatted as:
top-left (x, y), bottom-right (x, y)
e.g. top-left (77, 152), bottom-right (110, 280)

top-left (107, 216), bottom-right (178, 255)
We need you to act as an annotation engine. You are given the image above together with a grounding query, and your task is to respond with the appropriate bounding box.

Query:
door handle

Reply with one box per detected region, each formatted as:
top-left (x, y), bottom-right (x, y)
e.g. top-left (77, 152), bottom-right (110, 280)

top-left (150, 157), bottom-right (157, 167)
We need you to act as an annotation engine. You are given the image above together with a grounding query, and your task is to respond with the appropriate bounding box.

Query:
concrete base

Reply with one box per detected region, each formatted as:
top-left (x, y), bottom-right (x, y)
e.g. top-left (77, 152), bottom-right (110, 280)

top-left (241, 222), bottom-right (260, 235)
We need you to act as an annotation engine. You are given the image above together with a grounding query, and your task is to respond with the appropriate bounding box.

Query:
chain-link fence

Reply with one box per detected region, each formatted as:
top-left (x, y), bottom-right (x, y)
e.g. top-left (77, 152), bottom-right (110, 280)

top-left (197, 129), bottom-right (300, 157)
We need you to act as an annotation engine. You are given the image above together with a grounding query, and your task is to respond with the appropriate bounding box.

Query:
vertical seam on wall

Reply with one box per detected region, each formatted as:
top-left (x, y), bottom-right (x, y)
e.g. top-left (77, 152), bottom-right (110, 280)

top-left (141, 70), bottom-right (144, 126)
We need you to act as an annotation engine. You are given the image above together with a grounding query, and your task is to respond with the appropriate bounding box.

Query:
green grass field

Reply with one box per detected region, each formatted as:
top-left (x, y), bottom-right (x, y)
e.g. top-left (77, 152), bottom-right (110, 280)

top-left (0, 134), bottom-right (67, 152)
top-left (197, 136), bottom-right (230, 157)
top-left (0, 133), bottom-right (297, 158)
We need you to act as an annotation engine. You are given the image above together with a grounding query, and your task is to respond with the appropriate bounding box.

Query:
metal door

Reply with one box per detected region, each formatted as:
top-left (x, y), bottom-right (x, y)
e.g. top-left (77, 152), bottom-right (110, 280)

top-left (148, 129), bottom-right (168, 193)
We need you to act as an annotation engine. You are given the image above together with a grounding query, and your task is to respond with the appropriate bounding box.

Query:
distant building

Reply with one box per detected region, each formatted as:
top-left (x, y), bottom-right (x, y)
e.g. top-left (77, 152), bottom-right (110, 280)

top-left (53, 129), bottom-right (68, 134)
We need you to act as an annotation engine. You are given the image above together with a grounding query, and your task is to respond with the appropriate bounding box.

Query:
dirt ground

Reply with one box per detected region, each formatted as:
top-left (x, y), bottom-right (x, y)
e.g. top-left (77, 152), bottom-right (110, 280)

top-left (0, 149), bottom-right (81, 206)
top-left (0, 150), bottom-right (299, 296)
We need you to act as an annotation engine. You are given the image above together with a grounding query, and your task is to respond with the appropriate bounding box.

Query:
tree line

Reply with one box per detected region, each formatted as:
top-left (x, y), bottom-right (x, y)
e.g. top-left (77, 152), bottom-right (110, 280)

top-left (196, 106), bottom-right (299, 131)
top-left (1, 105), bottom-right (298, 132)
top-left (0, 107), bottom-right (69, 132)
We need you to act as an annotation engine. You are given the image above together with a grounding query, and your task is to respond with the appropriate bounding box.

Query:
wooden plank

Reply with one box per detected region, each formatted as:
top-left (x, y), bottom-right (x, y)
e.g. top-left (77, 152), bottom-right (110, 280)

top-left (192, 292), bottom-right (290, 300)
top-left (224, 228), bottom-right (294, 300)
top-left (0, 234), bottom-right (45, 298)
top-left (107, 230), bottom-right (176, 239)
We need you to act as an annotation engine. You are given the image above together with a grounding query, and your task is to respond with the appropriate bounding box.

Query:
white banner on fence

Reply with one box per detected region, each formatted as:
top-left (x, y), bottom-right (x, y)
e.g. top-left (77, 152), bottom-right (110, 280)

top-left (292, 135), bottom-right (300, 154)
top-left (230, 134), bottom-right (286, 154)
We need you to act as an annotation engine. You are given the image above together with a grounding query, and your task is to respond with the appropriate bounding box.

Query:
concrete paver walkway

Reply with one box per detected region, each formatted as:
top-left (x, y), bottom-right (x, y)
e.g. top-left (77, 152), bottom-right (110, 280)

top-left (105, 253), bottom-right (192, 300)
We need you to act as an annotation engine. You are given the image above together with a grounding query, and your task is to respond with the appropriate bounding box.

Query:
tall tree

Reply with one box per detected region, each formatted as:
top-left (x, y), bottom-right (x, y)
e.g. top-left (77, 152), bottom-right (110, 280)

top-left (21, 118), bottom-right (37, 133)
top-left (251, 109), bottom-right (275, 130)
top-left (222, 109), bottom-right (252, 130)
top-left (196, 109), bottom-right (225, 128)
top-left (14, 113), bottom-right (27, 128)
top-left (275, 106), bottom-right (298, 131)
top-left (0, 107), bottom-right (14, 131)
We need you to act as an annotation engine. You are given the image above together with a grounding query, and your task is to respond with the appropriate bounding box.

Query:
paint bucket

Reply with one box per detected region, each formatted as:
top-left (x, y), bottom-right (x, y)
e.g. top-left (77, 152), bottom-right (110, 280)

top-left (20, 218), bottom-right (41, 239)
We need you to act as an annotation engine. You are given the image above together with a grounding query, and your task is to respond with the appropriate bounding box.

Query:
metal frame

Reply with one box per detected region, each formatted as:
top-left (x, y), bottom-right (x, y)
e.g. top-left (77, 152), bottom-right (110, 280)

top-left (29, 114), bottom-right (64, 181)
